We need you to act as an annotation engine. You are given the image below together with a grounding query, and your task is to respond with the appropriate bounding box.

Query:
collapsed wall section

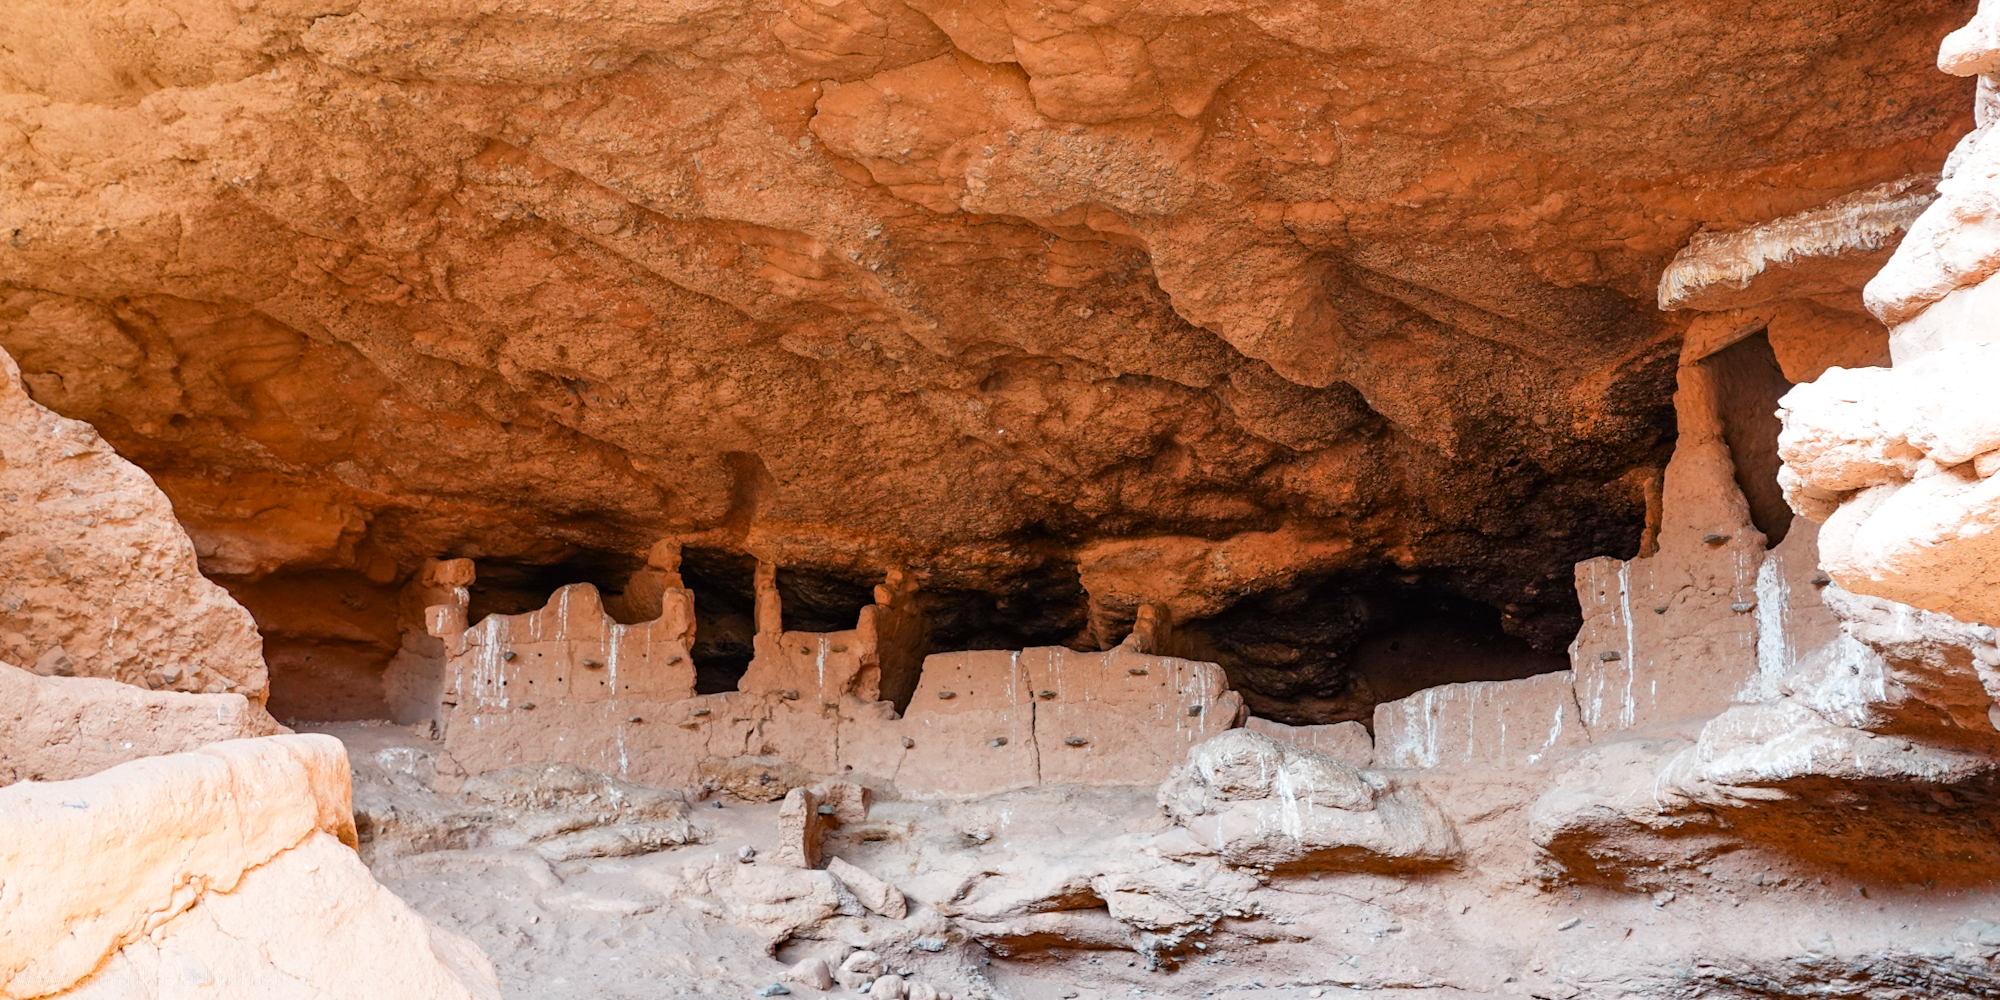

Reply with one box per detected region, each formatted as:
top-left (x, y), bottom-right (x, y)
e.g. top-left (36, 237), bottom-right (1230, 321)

top-left (423, 561), bottom-right (1240, 796)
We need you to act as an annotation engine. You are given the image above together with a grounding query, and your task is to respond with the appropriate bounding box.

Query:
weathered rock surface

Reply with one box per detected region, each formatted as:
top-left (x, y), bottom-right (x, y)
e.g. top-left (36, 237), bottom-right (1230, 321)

top-left (0, 660), bottom-right (282, 784)
top-left (1778, 2), bottom-right (2000, 628)
top-left (14, 1), bottom-right (2000, 999)
top-left (1158, 729), bottom-right (1457, 871)
top-left (0, 0), bottom-right (1975, 707)
top-left (0, 346), bottom-right (267, 698)
top-left (0, 734), bottom-right (498, 1000)
top-left (333, 730), bottom-right (702, 865)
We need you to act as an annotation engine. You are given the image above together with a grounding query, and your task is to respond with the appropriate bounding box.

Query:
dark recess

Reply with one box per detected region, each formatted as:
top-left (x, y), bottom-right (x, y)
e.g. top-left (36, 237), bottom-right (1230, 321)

top-left (678, 548), bottom-right (758, 694)
top-left (1181, 572), bottom-right (1571, 727)
top-left (919, 559), bottom-right (1091, 654)
top-left (465, 550), bottom-right (642, 626)
top-left (1703, 331), bottom-right (1795, 545)
top-left (777, 566), bottom-right (877, 632)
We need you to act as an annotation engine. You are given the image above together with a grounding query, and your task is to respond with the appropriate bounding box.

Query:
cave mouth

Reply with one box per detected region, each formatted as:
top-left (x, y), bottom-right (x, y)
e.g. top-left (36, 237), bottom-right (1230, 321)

top-left (1179, 572), bottom-right (1573, 728)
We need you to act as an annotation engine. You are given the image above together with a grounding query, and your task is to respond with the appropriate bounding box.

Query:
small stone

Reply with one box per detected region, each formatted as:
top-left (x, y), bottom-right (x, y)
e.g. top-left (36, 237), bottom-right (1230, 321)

top-left (912, 936), bottom-right (947, 953)
top-left (1127, 667), bottom-right (1148, 676)
top-left (1654, 605), bottom-right (1668, 614)
top-left (31, 645), bottom-right (74, 677)
top-left (627, 716), bottom-right (644, 723)
top-left (1037, 689), bottom-right (1056, 699)
top-left (1703, 533), bottom-right (1730, 545)
top-left (871, 974), bottom-right (907, 999)
top-left (988, 737), bottom-right (1008, 747)
top-left (738, 845), bottom-right (756, 863)
top-left (829, 856), bottom-right (908, 918)
top-left (1187, 705), bottom-right (1203, 716)
top-left (1654, 890), bottom-right (1676, 907)
top-left (817, 803), bottom-right (836, 816)
top-left (582, 658), bottom-right (602, 668)
top-left (519, 702), bottom-right (536, 710)
top-left (1597, 650), bottom-right (1621, 661)
top-left (501, 650), bottom-right (517, 661)
top-left (1811, 574), bottom-right (1833, 587)
top-left (756, 985), bottom-right (791, 997)
top-left (901, 736), bottom-right (915, 748)
top-left (838, 951), bottom-right (884, 991)
top-left (1558, 917), bottom-right (1582, 930)
top-left (938, 690), bottom-right (956, 700)
top-left (783, 957), bottom-right (833, 992)
top-left (693, 708), bottom-right (711, 716)
top-left (1730, 601), bottom-right (1755, 613)
top-left (779, 688), bottom-right (800, 700)
top-left (908, 985), bottom-right (940, 1000)
top-left (1064, 736), bottom-right (1088, 746)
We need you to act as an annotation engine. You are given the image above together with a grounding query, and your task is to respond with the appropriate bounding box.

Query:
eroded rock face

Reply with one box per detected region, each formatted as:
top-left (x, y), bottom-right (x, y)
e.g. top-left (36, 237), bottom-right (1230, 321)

top-left (0, 0), bottom-right (1974, 701)
top-left (1777, 1), bottom-right (2000, 626)
top-left (0, 734), bottom-right (498, 1000)
top-left (0, 346), bottom-right (267, 699)
top-left (0, 661), bottom-right (282, 784)
top-left (1157, 729), bottom-right (1457, 870)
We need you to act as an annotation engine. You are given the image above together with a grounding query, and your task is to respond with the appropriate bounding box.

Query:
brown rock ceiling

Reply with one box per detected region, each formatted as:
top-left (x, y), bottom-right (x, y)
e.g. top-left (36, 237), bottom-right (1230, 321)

top-left (0, 0), bottom-right (1974, 718)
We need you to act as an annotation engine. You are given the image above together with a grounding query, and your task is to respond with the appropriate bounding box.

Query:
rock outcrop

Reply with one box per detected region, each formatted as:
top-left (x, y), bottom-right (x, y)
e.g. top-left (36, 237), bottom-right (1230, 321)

top-left (0, 346), bottom-right (267, 699)
top-left (1157, 729), bottom-right (1458, 870)
top-left (0, 0), bottom-right (1975, 710)
top-left (1778, 0), bottom-right (2000, 627)
top-left (12, 1), bottom-right (2000, 999)
top-left (0, 734), bottom-right (499, 1000)
top-left (0, 661), bottom-right (282, 784)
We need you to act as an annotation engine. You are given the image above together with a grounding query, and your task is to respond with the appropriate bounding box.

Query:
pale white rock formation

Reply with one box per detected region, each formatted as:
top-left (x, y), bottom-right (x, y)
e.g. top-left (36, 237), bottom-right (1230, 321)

top-left (1241, 716), bottom-right (1373, 767)
top-left (1778, 1), bottom-right (2000, 625)
top-left (1659, 174), bottom-right (1938, 312)
top-left (0, 734), bottom-right (498, 1000)
top-left (0, 345), bottom-right (267, 698)
top-left (1156, 729), bottom-right (1458, 870)
top-left (0, 660), bottom-right (282, 783)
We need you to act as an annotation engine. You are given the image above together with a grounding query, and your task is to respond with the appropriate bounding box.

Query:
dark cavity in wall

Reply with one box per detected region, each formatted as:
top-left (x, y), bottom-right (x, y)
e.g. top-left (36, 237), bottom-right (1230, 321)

top-left (679, 548), bottom-right (757, 694)
top-left (919, 559), bottom-right (1091, 654)
top-left (777, 566), bottom-right (877, 633)
top-left (1180, 572), bottom-right (1571, 727)
top-left (465, 549), bottom-right (644, 625)
top-left (221, 569), bottom-right (402, 724)
top-left (1703, 331), bottom-right (1795, 546)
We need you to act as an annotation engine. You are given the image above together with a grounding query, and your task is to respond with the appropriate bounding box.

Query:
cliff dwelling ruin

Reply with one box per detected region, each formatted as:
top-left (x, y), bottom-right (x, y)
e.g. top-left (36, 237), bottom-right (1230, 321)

top-left (6, 0), bottom-right (2000, 998)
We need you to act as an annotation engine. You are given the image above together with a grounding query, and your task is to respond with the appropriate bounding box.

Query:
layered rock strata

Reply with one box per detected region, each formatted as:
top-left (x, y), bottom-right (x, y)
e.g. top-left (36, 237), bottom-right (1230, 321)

top-left (1779, 0), bottom-right (2000, 626)
top-left (0, 734), bottom-right (499, 1000)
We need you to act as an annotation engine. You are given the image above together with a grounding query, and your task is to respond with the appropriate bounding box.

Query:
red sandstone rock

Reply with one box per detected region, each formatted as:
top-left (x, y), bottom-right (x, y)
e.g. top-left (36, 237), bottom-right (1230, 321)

top-left (0, 346), bottom-right (267, 700)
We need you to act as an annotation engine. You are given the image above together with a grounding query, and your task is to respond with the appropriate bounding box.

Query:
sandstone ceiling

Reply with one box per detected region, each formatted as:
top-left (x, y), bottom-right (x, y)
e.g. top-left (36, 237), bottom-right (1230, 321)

top-left (0, 0), bottom-right (1975, 715)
